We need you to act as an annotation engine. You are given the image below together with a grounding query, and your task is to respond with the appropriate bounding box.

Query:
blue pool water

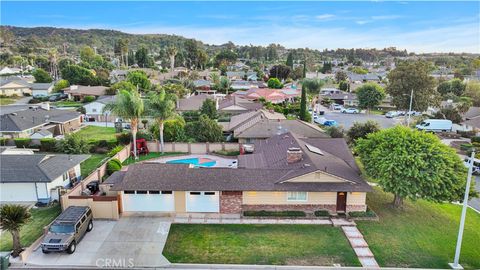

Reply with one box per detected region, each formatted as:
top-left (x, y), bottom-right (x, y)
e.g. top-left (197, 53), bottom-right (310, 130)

top-left (166, 158), bottom-right (216, 167)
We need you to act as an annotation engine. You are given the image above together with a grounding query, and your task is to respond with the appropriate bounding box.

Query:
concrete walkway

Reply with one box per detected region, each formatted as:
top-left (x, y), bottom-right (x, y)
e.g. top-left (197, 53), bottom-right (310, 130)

top-left (342, 226), bottom-right (379, 268)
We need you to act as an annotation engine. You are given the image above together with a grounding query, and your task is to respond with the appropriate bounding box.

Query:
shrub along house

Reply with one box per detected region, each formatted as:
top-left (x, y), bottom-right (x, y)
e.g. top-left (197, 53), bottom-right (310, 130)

top-left (109, 132), bottom-right (371, 215)
top-left (0, 153), bottom-right (89, 203)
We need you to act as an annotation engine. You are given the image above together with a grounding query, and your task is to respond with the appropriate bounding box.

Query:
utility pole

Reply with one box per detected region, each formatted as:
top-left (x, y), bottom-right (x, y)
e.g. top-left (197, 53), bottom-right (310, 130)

top-left (449, 151), bottom-right (475, 270)
top-left (406, 89), bottom-right (413, 127)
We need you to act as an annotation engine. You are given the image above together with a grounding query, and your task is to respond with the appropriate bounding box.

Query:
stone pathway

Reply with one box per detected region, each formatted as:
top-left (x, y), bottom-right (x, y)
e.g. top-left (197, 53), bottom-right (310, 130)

top-left (341, 226), bottom-right (379, 268)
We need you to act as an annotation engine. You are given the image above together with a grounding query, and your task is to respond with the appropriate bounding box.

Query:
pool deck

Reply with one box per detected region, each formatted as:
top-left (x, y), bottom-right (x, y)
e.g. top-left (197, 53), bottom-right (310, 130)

top-left (150, 154), bottom-right (238, 168)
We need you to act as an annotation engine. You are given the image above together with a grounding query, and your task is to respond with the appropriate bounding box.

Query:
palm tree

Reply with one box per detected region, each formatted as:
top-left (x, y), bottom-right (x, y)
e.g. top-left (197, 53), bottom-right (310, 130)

top-left (146, 89), bottom-right (176, 153)
top-left (104, 89), bottom-right (144, 160)
top-left (167, 46), bottom-right (178, 72)
top-left (0, 204), bottom-right (31, 257)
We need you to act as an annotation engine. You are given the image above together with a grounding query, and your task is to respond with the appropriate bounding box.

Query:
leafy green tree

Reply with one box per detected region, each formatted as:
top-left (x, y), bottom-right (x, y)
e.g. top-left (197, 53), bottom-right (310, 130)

top-left (321, 62), bottom-right (332, 74)
top-left (269, 65), bottom-right (291, 81)
top-left (339, 80), bottom-right (349, 91)
top-left (150, 116), bottom-right (186, 142)
top-left (356, 126), bottom-right (469, 208)
top-left (32, 68), bottom-right (52, 83)
top-left (301, 78), bottom-right (325, 94)
top-left (325, 126), bottom-right (344, 138)
top-left (56, 133), bottom-right (90, 154)
top-left (0, 204), bottom-right (31, 257)
top-left (335, 71), bottom-right (348, 83)
top-left (299, 85), bottom-right (308, 121)
top-left (286, 52), bottom-right (294, 68)
top-left (53, 79), bottom-right (69, 92)
top-left (107, 81), bottom-right (136, 95)
top-left (350, 66), bottom-right (368, 74)
top-left (135, 47), bottom-right (154, 68)
top-left (356, 83), bottom-right (386, 112)
top-left (386, 61), bottom-right (438, 111)
top-left (104, 89), bottom-right (144, 159)
top-left (347, 120), bottom-right (380, 144)
top-left (437, 80), bottom-right (452, 96)
top-left (80, 46), bottom-right (96, 63)
top-left (200, 98), bottom-right (218, 119)
top-left (449, 79), bottom-right (466, 96)
top-left (267, 78), bottom-right (283, 89)
top-left (456, 96), bottom-right (472, 115)
top-left (434, 108), bottom-right (462, 123)
top-left (127, 70), bottom-right (151, 91)
top-left (146, 89), bottom-right (176, 153)
top-left (162, 83), bottom-right (189, 99)
top-left (61, 65), bottom-right (100, 86)
top-left (216, 76), bottom-right (232, 94)
top-left (464, 81), bottom-right (480, 106)
top-left (214, 50), bottom-right (237, 67)
top-left (185, 114), bottom-right (223, 142)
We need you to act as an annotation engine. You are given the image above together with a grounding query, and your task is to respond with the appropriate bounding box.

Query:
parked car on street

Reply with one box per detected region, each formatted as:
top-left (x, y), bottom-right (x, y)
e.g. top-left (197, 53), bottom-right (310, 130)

top-left (314, 116), bottom-right (337, 126)
top-left (341, 108), bottom-right (359, 114)
top-left (331, 104), bottom-right (344, 111)
top-left (415, 119), bottom-right (452, 132)
top-left (323, 120), bottom-right (338, 126)
top-left (41, 206), bottom-right (93, 254)
top-left (385, 111), bottom-right (401, 118)
top-left (464, 157), bottom-right (480, 175)
top-left (48, 93), bottom-right (68, 102)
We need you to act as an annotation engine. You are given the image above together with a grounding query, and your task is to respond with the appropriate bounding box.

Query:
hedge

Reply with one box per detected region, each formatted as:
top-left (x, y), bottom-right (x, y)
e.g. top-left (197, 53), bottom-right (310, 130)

top-left (0, 138), bottom-right (7, 146)
top-left (14, 138), bottom-right (32, 148)
top-left (106, 158), bottom-right (122, 175)
top-left (40, 138), bottom-right (57, 152)
top-left (243, 210), bottom-right (306, 217)
top-left (348, 208), bottom-right (377, 218)
top-left (314, 210), bottom-right (330, 217)
top-left (83, 95), bottom-right (95, 103)
top-left (116, 133), bottom-right (131, 145)
top-left (108, 145), bottom-right (124, 157)
top-left (472, 136), bottom-right (480, 144)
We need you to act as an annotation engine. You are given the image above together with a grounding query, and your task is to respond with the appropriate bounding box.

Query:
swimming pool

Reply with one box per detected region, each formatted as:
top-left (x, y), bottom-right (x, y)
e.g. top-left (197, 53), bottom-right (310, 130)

top-left (166, 157), bottom-right (217, 167)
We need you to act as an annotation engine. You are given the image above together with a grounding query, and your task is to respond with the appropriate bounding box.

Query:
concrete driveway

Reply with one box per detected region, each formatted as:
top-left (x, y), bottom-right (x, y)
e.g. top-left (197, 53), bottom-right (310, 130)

top-left (25, 217), bottom-right (171, 268)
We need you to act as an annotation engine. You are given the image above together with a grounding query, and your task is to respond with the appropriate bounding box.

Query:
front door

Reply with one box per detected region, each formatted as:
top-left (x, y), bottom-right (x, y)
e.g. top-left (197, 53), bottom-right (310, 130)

top-left (336, 192), bottom-right (347, 212)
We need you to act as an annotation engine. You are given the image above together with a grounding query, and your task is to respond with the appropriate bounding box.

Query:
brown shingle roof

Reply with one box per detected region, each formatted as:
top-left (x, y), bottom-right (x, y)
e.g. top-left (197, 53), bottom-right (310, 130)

top-left (235, 119), bottom-right (328, 139)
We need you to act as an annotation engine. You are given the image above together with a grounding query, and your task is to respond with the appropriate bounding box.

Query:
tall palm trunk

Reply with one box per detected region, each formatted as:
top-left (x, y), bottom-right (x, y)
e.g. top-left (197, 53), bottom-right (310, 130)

top-left (158, 120), bottom-right (165, 154)
top-left (11, 229), bottom-right (21, 257)
top-left (169, 55), bottom-right (175, 72)
top-left (131, 118), bottom-right (138, 160)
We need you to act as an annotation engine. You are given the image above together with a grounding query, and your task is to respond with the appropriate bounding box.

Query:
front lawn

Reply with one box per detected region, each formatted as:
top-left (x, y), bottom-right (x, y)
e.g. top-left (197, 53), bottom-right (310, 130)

top-left (122, 152), bottom-right (185, 165)
top-left (0, 97), bottom-right (17, 105)
top-left (357, 188), bottom-right (480, 269)
top-left (0, 204), bottom-right (61, 251)
top-left (76, 126), bottom-right (118, 141)
top-left (52, 100), bottom-right (83, 107)
top-left (81, 153), bottom-right (108, 177)
top-left (163, 224), bottom-right (360, 266)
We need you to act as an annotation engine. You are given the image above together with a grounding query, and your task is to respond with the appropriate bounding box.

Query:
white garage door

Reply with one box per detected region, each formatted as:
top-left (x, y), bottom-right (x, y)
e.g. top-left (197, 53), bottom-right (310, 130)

top-left (122, 191), bottom-right (175, 212)
top-left (186, 191), bottom-right (219, 213)
top-left (0, 183), bottom-right (37, 202)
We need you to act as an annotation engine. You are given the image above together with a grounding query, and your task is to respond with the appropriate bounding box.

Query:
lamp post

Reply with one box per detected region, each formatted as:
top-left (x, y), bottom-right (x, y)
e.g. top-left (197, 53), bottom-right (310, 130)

top-left (449, 151), bottom-right (475, 270)
top-left (403, 89), bottom-right (414, 127)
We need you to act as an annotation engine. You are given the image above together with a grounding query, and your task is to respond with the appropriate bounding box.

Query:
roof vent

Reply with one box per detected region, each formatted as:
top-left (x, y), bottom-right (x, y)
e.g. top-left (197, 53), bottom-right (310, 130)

top-left (10, 113), bottom-right (17, 116)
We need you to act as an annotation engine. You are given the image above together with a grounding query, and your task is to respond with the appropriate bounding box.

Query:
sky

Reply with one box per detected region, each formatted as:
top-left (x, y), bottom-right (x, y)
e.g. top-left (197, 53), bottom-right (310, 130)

top-left (1, 1), bottom-right (479, 53)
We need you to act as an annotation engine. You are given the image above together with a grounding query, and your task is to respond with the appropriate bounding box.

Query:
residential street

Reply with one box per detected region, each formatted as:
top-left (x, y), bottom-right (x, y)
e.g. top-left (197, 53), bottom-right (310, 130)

top-left (469, 175), bottom-right (480, 212)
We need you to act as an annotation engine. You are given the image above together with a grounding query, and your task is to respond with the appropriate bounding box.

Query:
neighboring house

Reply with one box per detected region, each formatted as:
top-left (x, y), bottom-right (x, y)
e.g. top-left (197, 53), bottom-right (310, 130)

top-left (193, 79), bottom-right (212, 90)
top-left (64, 85), bottom-right (108, 101)
top-left (108, 132), bottom-right (371, 214)
top-left (234, 88), bottom-right (298, 104)
top-left (0, 154), bottom-right (88, 203)
top-left (235, 119), bottom-right (328, 143)
top-left (0, 67), bottom-right (22, 75)
top-left (0, 105), bottom-right (82, 138)
top-left (226, 71), bottom-right (257, 81)
top-left (30, 129), bottom-right (54, 140)
top-left (83, 95), bottom-right (116, 122)
top-left (177, 94), bottom-right (219, 112)
top-left (231, 80), bottom-right (267, 91)
top-left (323, 91), bottom-right (357, 106)
top-left (109, 69), bottom-right (128, 84)
top-left (0, 77), bottom-right (32, 96)
top-left (223, 109), bottom-right (285, 139)
top-left (348, 73), bottom-right (381, 83)
top-left (217, 96), bottom-right (263, 115)
top-left (462, 107), bottom-right (480, 133)
top-left (320, 88), bottom-right (342, 95)
top-left (31, 83), bottom-right (54, 97)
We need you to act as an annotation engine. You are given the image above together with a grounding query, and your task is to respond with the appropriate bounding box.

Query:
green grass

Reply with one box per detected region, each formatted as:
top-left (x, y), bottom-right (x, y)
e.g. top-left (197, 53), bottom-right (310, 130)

top-left (122, 152), bottom-right (185, 165)
top-left (0, 204), bottom-right (61, 251)
top-left (0, 97), bottom-right (17, 105)
top-left (76, 126), bottom-right (118, 141)
top-left (52, 100), bottom-right (83, 107)
top-left (163, 224), bottom-right (360, 266)
top-left (81, 154), bottom-right (108, 177)
top-left (357, 187), bottom-right (480, 269)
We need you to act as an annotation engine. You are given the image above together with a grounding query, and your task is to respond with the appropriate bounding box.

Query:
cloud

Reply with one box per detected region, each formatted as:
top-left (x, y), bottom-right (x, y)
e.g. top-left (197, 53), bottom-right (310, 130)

top-left (356, 20), bottom-right (370, 25)
top-left (371, 15), bottom-right (403, 20)
top-left (316, 14), bottom-right (335, 20)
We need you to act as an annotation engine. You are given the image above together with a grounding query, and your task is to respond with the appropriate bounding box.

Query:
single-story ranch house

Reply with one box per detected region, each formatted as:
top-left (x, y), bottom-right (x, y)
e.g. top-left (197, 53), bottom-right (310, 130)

top-left (108, 132), bottom-right (371, 214)
top-left (0, 104), bottom-right (82, 138)
top-left (0, 153), bottom-right (89, 203)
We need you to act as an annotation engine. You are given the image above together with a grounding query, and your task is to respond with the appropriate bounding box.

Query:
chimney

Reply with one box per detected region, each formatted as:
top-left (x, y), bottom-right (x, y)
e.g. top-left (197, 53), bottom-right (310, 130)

top-left (287, 147), bottom-right (303, 164)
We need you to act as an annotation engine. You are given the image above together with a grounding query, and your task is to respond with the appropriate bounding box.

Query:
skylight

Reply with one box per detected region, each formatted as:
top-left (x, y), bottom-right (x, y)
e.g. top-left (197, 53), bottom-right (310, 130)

top-left (305, 143), bottom-right (324, 156)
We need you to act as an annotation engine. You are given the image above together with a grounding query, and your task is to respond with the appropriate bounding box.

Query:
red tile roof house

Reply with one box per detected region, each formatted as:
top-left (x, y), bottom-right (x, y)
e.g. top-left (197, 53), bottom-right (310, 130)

top-left (234, 88), bottom-right (300, 104)
top-left (108, 132), bottom-right (371, 215)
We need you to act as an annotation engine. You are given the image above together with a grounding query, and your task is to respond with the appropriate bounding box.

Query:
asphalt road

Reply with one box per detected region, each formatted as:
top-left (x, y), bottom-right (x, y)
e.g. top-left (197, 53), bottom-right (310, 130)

top-left (322, 111), bottom-right (402, 130)
top-left (469, 175), bottom-right (480, 212)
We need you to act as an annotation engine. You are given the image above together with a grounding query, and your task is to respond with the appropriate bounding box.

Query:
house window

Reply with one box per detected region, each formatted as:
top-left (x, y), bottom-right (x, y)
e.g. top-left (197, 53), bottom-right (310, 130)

top-left (149, 191), bottom-right (160, 194)
top-left (190, 192), bottom-right (201, 195)
top-left (124, 190), bottom-right (135, 194)
top-left (92, 108), bottom-right (97, 112)
top-left (136, 190), bottom-right (147, 194)
top-left (161, 191), bottom-right (173, 194)
top-left (287, 192), bottom-right (307, 201)
top-left (204, 192), bottom-right (215, 195)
